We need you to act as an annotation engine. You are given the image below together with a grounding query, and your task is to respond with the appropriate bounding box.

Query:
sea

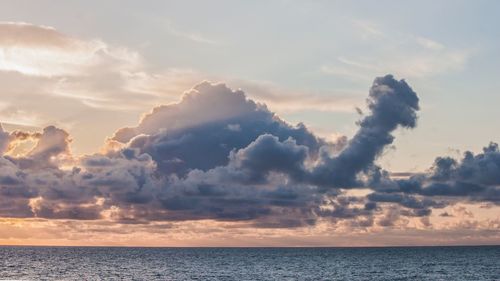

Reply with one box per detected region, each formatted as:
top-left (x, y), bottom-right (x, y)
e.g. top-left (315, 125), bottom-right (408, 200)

top-left (0, 246), bottom-right (498, 280)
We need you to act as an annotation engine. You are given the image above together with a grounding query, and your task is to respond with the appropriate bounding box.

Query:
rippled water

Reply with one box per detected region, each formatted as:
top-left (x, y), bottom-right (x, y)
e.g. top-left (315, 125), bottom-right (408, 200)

top-left (0, 246), bottom-right (498, 280)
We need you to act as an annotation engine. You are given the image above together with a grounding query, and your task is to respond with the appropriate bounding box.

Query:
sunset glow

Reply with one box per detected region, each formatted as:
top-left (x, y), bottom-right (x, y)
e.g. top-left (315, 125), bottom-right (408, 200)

top-left (0, 1), bottom-right (499, 248)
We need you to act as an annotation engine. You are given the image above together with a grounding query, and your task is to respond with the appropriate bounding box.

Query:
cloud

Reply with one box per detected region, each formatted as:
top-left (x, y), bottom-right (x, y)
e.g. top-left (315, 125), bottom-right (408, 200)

top-left (322, 50), bottom-right (470, 80)
top-left (0, 75), bottom-right (427, 227)
top-left (415, 36), bottom-right (445, 51)
top-left (164, 20), bottom-right (219, 45)
top-left (0, 22), bottom-right (374, 162)
top-left (0, 125), bottom-right (42, 157)
top-left (232, 79), bottom-right (364, 113)
top-left (110, 81), bottom-right (326, 176)
top-left (0, 74), bottom-right (497, 234)
top-left (0, 125), bottom-right (9, 155)
top-left (309, 75), bottom-right (419, 187)
top-left (27, 126), bottom-right (71, 162)
top-left (377, 142), bottom-right (500, 203)
top-left (351, 19), bottom-right (385, 39)
top-left (0, 22), bottom-right (80, 49)
top-left (0, 22), bottom-right (218, 159)
top-left (324, 22), bottom-right (471, 80)
top-left (0, 21), bottom-right (189, 112)
top-left (0, 21), bottom-right (115, 76)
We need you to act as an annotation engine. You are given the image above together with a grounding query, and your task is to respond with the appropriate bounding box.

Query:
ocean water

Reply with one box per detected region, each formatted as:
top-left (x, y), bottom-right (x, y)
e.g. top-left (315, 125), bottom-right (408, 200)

top-left (0, 246), bottom-right (498, 280)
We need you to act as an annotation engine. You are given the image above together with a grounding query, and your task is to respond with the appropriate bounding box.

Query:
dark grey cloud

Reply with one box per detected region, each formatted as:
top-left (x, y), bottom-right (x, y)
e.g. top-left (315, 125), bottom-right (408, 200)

top-left (0, 75), bottom-right (497, 227)
top-left (309, 74), bottom-right (420, 187)
top-left (100, 75), bottom-right (424, 225)
top-left (367, 192), bottom-right (445, 216)
top-left (371, 142), bottom-right (500, 206)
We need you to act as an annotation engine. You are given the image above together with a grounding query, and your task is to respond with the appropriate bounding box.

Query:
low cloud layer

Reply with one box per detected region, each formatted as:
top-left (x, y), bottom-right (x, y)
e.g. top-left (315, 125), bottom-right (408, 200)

top-left (0, 75), bottom-right (498, 232)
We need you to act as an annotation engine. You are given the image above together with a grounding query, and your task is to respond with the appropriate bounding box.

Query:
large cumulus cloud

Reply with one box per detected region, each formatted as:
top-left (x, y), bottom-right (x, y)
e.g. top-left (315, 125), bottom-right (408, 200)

top-left (110, 81), bottom-right (325, 176)
top-left (0, 75), bottom-right (497, 228)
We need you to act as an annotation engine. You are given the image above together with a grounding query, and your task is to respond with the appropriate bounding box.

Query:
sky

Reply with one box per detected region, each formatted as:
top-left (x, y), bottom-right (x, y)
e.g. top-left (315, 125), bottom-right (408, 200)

top-left (0, 0), bottom-right (498, 246)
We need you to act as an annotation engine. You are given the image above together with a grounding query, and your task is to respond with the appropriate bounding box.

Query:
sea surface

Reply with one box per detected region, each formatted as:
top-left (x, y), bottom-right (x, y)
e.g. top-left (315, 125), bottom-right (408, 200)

top-left (0, 246), bottom-right (498, 280)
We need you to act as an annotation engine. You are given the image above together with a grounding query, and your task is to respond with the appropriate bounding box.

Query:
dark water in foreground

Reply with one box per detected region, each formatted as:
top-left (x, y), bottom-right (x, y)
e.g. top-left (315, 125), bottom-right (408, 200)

top-left (0, 246), bottom-right (498, 280)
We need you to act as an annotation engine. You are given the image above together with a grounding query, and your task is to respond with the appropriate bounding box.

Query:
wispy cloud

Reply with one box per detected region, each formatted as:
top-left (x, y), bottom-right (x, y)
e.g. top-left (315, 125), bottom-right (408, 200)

top-left (415, 36), bottom-right (445, 51)
top-left (0, 22), bottom-right (138, 77)
top-left (351, 19), bottom-right (385, 39)
top-left (230, 78), bottom-right (365, 113)
top-left (165, 21), bottom-right (220, 45)
top-left (322, 49), bottom-right (470, 79)
top-left (321, 22), bottom-right (472, 79)
top-left (0, 22), bottom-right (204, 111)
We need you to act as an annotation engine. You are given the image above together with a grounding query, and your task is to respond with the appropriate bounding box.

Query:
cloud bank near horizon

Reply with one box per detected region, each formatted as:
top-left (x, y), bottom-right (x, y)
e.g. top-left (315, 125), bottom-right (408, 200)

top-left (0, 74), bottom-right (498, 232)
